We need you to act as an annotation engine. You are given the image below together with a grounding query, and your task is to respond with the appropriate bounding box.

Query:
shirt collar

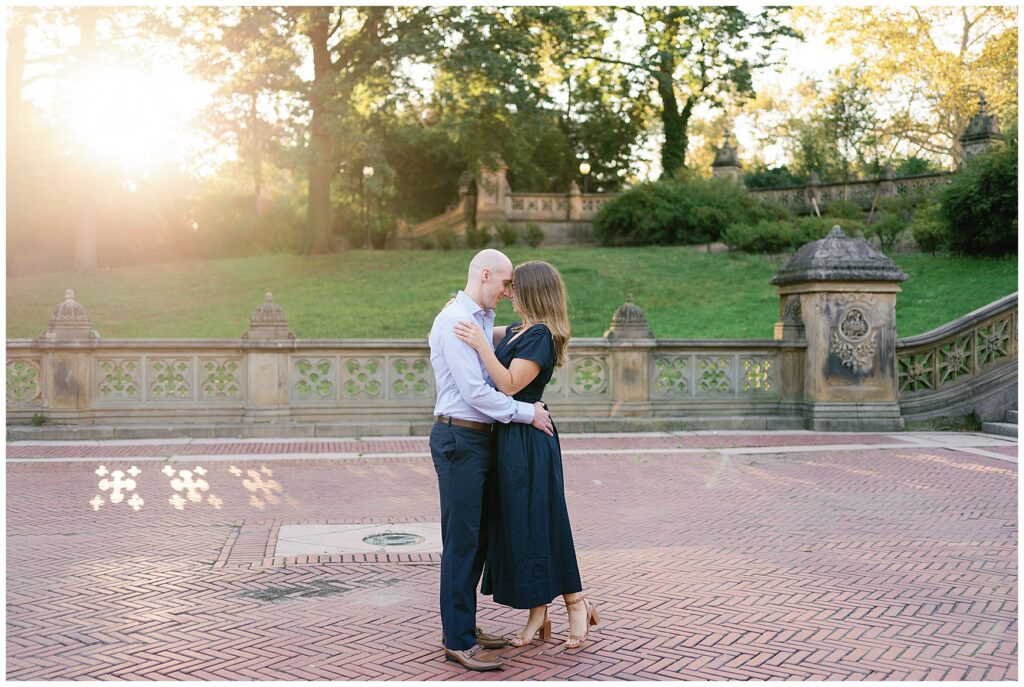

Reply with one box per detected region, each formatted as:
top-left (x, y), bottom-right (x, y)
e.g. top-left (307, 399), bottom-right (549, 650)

top-left (456, 290), bottom-right (495, 320)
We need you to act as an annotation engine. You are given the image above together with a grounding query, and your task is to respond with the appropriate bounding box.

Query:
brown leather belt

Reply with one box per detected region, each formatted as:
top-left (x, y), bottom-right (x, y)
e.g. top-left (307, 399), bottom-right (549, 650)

top-left (436, 414), bottom-right (496, 434)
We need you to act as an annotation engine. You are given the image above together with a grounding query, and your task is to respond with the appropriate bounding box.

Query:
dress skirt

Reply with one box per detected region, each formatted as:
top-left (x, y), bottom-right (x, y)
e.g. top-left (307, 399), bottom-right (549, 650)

top-left (481, 420), bottom-right (583, 609)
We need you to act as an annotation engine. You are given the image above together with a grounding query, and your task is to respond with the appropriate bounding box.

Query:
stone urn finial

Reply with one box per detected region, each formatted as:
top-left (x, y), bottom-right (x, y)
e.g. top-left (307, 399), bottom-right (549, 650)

top-left (712, 133), bottom-right (743, 183)
top-left (960, 91), bottom-right (1002, 161)
top-left (771, 225), bottom-right (908, 286)
top-left (242, 291), bottom-right (295, 341)
top-left (39, 288), bottom-right (99, 341)
top-left (604, 293), bottom-right (654, 339)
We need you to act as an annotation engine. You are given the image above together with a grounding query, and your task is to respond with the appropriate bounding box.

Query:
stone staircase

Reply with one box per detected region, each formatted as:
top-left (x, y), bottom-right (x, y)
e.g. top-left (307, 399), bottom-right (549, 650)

top-left (982, 403), bottom-right (1018, 437)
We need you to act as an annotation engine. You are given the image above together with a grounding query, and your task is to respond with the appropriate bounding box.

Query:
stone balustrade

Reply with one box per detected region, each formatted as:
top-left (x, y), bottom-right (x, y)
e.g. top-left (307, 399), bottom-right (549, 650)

top-left (896, 293), bottom-right (1017, 421)
top-left (5, 299), bottom-right (792, 430)
top-left (7, 234), bottom-right (1018, 437)
top-left (748, 172), bottom-right (953, 214)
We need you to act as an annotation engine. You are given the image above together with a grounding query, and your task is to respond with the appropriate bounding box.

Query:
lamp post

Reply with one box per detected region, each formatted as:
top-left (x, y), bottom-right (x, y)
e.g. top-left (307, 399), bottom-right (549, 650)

top-left (578, 161), bottom-right (591, 194)
top-left (362, 165), bottom-right (374, 249)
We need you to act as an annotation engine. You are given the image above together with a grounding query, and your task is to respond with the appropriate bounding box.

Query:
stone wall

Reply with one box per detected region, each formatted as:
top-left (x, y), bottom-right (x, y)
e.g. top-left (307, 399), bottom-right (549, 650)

top-left (748, 172), bottom-right (953, 215)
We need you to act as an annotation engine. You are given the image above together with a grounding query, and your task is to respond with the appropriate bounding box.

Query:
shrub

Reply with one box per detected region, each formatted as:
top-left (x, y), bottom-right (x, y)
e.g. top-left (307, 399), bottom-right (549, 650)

top-left (722, 216), bottom-right (844, 254)
top-left (824, 199), bottom-right (863, 219)
top-left (939, 136), bottom-right (1018, 257)
top-left (594, 177), bottom-right (781, 246)
top-left (492, 222), bottom-right (520, 247)
top-left (416, 235), bottom-right (435, 250)
top-left (722, 220), bottom-right (803, 253)
top-left (522, 222), bottom-right (545, 248)
top-left (464, 224), bottom-right (491, 249)
top-left (742, 164), bottom-right (805, 189)
top-left (865, 213), bottom-right (905, 254)
top-left (435, 227), bottom-right (456, 251)
top-left (894, 155), bottom-right (939, 177)
top-left (909, 201), bottom-right (945, 255)
top-left (795, 216), bottom-right (864, 240)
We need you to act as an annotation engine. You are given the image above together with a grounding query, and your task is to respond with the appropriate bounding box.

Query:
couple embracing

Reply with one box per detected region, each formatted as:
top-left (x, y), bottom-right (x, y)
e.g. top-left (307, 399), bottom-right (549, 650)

top-left (428, 249), bottom-right (598, 671)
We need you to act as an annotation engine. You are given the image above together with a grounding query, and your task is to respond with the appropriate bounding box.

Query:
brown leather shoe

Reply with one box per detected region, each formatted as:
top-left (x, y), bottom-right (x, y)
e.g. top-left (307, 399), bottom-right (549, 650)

top-left (474, 627), bottom-right (509, 649)
top-left (440, 627), bottom-right (508, 650)
top-left (444, 645), bottom-right (503, 671)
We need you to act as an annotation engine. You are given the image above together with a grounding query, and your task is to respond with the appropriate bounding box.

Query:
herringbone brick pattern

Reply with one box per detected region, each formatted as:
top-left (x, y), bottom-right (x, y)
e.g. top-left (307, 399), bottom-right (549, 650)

top-left (6, 432), bottom-right (1017, 680)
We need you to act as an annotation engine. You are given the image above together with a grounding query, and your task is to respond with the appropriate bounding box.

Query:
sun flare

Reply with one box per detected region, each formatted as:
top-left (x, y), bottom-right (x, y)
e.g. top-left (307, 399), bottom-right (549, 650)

top-left (68, 64), bottom-right (205, 176)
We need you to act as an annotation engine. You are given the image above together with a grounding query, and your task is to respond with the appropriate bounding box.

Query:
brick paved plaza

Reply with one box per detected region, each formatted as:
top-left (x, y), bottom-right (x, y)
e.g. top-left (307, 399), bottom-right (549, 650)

top-left (6, 430), bottom-right (1018, 680)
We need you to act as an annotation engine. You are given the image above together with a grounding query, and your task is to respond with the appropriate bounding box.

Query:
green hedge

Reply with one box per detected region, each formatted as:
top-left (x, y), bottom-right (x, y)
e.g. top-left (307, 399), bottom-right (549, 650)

top-left (722, 217), bottom-right (864, 254)
top-left (939, 136), bottom-right (1018, 257)
top-left (593, 177), bottom-right (789, 246)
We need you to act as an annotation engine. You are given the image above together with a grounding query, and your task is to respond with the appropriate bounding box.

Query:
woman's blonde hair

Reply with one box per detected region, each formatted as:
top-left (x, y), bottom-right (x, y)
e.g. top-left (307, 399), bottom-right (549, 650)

top-left (511, 260), bottom-right (570, 367)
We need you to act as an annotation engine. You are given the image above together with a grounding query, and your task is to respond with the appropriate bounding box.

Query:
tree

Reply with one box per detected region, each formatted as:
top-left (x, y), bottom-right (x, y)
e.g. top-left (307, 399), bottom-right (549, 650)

top-left (810, 6), bottom-right (1018, 167)
top-left (822, 64), bottom-right (881, 181)
top-left (180, 7), bottom-right (305, 208)
top-left (581, 6), bottom-right (799, 178)
top-left (429, 6), bottom-right (610, 191)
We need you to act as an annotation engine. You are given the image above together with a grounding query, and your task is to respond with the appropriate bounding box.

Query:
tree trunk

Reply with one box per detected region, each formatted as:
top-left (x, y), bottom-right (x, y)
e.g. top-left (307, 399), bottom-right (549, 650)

top-left (655, 56), bottom-right (687, 178)
top-left (74, 7), bottom-right (99, 273)
top-left (304, 9), bottom-right (336, 255)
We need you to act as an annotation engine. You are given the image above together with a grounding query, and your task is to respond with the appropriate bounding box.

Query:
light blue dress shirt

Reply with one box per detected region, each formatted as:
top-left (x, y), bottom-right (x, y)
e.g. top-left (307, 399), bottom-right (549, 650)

top-left (429, 291), bottom-right (536, 425)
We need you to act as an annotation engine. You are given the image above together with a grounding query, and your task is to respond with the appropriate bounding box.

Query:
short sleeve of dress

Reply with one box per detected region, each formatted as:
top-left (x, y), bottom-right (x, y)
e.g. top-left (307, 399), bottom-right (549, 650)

top-left (512, 324), bottom-right (554, 369)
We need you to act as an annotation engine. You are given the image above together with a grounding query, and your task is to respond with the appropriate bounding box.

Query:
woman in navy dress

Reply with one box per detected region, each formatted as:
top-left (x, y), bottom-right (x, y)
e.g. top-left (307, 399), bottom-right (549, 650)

top-left (454, 260), bottom-right (599, 650)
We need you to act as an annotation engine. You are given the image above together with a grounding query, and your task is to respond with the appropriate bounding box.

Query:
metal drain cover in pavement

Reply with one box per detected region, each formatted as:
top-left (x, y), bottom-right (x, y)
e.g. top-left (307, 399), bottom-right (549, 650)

top-left (275, 522), bottom-right (441, 556)
top-left (362, 532), bottom-right (425, 547)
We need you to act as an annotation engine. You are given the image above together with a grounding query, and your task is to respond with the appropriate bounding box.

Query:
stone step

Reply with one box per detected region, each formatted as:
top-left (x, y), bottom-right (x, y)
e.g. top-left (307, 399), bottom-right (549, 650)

top-left (982, 421), bottom-right (1018, 438)
top-left (1006, 410), bottom-right (1018, 424)
top-left (6, 415), bottom-right (808, 442)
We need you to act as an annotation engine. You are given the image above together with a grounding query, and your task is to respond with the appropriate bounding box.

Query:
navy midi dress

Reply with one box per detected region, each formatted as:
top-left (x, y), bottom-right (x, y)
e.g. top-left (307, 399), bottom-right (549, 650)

top-left (480, 322), bottom-right (583, 609)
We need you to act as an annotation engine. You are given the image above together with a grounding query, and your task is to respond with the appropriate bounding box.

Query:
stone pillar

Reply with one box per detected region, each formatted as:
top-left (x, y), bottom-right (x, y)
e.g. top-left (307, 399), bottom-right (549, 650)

top-left (241, 292), bottom-right (295, 423)
top-left (804, 172), bottom-right (822, 216)
top-left (711, 135), bottom-right (743, 184)
top-left (879, 164), bottom-right (897, 198)
top-left (475, 158), bottom-right (510, 224)
top-left (604, 295), bottom-right (654, 409)
top-left (37, 289), bottom-right (100, 421)
top-left (959, 93), bottom-right (1002, 164)
top-left (568, 180), bottom-right (582, 220)
top-left (771, 226), bottom-right (908, 431)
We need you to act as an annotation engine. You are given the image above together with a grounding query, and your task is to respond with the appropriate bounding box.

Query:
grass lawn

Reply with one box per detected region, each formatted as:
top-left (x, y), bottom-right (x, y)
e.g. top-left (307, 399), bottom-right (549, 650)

top-left (6, 247), bottom-right (1017, 340)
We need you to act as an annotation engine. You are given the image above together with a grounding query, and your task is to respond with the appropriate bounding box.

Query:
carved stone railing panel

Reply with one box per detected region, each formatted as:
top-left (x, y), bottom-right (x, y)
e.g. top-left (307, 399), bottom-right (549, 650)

top-left (6, 358), bottom-right (43, 405)
top-left (897, 294), bottom-right (1017, 396)
top-left (544, 364), bottom-right (565, 399)
top-left (96, 358), bottom-right (142, 402)
top-left (650, 350), bottom-right (779, 399)
top-left (340, 357), bottom-right (384, 400)
top-left (651, 355), bottom-right (689, 397)
top-left (149, 358), bottom-right (193, 401)
top-left (200, 357), bottom-right (243, 401)
top-left (570, 355), bottom-right (610, 396)
top-left (507, 192), bottom-right (612, 222)
top-left (291, 357), bottom-right (336, 402)
top-left (741, 357), bottom-right (774, 393)
top-left (389, 356), bottom-right (433, 400)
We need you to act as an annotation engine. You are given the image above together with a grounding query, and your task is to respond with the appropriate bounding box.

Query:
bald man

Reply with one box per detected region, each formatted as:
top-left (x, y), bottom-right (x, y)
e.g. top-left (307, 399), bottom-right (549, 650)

top-left (428, 249), bottom-right (554, 671)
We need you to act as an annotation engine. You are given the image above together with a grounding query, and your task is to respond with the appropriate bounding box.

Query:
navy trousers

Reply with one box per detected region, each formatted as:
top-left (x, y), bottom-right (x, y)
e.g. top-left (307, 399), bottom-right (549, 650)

top-left (430, 422), bottom-right (495, 651)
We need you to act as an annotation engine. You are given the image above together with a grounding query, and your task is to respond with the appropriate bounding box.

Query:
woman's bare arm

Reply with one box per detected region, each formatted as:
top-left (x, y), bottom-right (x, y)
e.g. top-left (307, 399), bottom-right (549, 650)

top-left (453, 322), bottom-right (540, 395)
